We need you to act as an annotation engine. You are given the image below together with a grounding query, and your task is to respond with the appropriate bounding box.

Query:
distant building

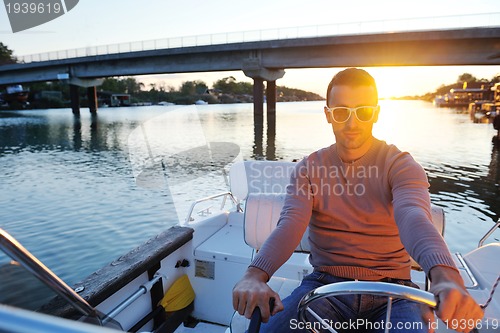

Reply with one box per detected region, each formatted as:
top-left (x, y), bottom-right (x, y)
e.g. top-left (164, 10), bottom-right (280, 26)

top-left (97, 91), bottom-right (131, 107)
top-left (434, 83), bottom-right (493, 108)
top-left (32, 90), bottom-right (63, 101)
top-left (466, 83), bottom-right (500, 122)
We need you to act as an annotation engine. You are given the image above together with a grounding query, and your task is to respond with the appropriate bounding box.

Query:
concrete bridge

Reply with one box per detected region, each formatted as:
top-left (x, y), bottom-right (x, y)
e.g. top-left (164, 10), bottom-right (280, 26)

top-left (1, 19), bottom-right (500, 116)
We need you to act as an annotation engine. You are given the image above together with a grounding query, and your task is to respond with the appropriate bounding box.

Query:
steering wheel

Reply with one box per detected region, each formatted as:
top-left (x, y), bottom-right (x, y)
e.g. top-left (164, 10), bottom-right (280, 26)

top-left (298, 281), bottom-right (437, 333)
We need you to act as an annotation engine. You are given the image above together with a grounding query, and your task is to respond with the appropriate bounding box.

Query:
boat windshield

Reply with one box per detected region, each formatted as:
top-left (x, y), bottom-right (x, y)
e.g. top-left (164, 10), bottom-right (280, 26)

top-left (0, 251), bottom-right (62, 312)
top-left (0, 232), bottom-right (122, 329)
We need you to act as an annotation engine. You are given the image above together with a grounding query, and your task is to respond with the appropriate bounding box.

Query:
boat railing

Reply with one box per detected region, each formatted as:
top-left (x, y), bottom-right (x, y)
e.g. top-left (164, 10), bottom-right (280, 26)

top-left (478, 218), bottom-right (500, 247)
top-left (102, 272), bottom-right (165, 325)
top-left (454, 252), bottom-right (479, 289)
top-left (184, 191), bottom-right (240, 225)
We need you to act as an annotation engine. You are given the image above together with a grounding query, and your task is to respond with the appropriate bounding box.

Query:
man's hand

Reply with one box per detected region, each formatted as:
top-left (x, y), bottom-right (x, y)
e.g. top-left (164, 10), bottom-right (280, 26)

top-left (426, 266), bottom-right (484, 333)
top-left (232, 267), bottom-right (284, 323)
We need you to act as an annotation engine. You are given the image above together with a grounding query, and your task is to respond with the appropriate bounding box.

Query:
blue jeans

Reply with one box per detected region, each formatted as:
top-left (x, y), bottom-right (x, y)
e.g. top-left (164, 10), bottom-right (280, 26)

top-left (260, 271), bottom-right (427, 333)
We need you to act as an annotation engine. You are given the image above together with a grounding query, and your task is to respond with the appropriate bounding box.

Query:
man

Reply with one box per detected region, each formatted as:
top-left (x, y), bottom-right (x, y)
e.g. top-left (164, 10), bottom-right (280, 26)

top-left (232, 68), bottom-right (483, 332)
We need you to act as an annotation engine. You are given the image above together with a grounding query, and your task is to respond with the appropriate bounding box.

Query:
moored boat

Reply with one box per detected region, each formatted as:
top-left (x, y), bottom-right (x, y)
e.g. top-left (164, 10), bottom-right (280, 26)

top-left (1, 160), bottom-right (499, 333)
top-left (0, 85), bottom-right (29, 104)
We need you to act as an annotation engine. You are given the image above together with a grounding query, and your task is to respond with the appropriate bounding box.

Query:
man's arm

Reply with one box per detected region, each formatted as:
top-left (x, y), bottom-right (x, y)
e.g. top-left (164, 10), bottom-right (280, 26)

top-left (232, 267), bottom-right (284, 323)
top-left (427, 266), bottom-right (484, 333)
top-left (390, 153), bottom-right (484, 332)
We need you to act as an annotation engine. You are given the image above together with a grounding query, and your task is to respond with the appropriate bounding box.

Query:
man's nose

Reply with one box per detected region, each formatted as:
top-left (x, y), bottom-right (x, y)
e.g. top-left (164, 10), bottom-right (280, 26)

top-left (345, 111), bottom-right (359, 127)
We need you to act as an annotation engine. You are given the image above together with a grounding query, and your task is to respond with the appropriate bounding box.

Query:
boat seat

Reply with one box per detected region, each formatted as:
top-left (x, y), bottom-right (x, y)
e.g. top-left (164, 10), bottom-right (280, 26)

top-left (228, 191), bottom-right (446, 333)
top-left (229, 160), bottom-right (296, 202)
top-left (244, 193), bottom-right (310, 253)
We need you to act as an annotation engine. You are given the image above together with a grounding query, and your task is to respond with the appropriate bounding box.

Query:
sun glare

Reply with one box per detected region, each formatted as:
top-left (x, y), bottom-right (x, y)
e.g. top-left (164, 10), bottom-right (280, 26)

top-left (366, 66), bottom-right (500, 100)
top-left (369, 67), bottom-right (414, 99)
top-left (373, 74), bottom-right (397, 99)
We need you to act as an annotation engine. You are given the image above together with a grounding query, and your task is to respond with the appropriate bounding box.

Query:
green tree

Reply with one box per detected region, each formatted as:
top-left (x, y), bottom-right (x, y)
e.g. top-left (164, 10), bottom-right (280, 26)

top-left (276, 86), bottom-right (324, 102)
top-left (123, 77), bottom-right (144, 94)
top-left (179, 80), bottom-right (208, 95)
top-left (99, 77), bottom-right (144, 94)
top-left (457, 73), bottom-right (477, 84)
top-left (0, 42), bottom-right (17, 65)
top-left (180, 81), bottom-right (196, 95)
top-left (213, 77), bottom-right (252, 95)
top-left (235, 81), bottom-right (253, 95)
top-left (194, 80), bottom-right (208, 94)
top-left (100, 78), bottom-right (127, 93)
top-left (213, 76), bottom-right (235, 93)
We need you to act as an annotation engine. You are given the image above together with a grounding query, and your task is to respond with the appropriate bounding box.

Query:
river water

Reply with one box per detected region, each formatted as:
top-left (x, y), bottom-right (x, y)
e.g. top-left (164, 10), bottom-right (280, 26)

top-left (0, 100), bottom-right (499, 308)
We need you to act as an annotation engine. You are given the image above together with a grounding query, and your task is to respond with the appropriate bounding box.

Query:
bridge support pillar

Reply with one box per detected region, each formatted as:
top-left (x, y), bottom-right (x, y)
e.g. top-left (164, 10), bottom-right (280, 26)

top-left (69, 84), bottom-right (80, 116)
top-left (266, 80), bottom-right (277, 160)
top-left (243, 65), bottom-right (285, 117)
top-left (243, 63), bottom-right (284, 159)
top-left (252, 78), bottom-right (264, 158)
top-left (87, 86), bottom-right (98, 114)
top-left (253, 78), bottom-right (264, 116)
top-left (266, 80), bottom-right (277, 114)
top-left (67, 77), bottom-right (104, 115)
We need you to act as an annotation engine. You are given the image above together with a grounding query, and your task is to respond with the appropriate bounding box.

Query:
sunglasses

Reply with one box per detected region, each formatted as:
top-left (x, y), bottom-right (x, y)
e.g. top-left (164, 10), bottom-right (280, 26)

top-left (325, 105), bottom-right (379, 123)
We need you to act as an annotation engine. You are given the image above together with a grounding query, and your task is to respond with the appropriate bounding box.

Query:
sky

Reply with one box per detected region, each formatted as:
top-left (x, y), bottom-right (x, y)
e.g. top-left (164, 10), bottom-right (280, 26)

top-left (1, 0), bottom-right (500, 98)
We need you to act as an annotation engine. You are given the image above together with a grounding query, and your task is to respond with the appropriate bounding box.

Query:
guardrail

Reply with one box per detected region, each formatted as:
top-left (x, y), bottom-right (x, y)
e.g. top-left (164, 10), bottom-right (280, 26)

top-left (18, 12), bottom-right (500, 64)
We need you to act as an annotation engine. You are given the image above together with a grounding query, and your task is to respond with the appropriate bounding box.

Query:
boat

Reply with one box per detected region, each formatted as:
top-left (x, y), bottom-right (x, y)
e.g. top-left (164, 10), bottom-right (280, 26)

top-left (1, 160), bottom-right (499, 333)
top-left (97, 92), bottom-right (132, 107)
top-left (158, 101), bottom-right (175, 106)
top-left (194, 99), bottom-right (208, 105)
top-left (469, 101), bottom-right (497, 124)
top-left (0, 85), bottom-right (29, 105)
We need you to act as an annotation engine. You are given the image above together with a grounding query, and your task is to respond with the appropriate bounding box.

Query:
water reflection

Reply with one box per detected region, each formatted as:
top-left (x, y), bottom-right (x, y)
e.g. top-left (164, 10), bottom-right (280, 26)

top-left (136, 142), bottom-right (240, 188)
top-left (90, 113), bottom-right (99, 151)
top-left (253, 113), bottom-right (264, 159)
top-left (267, 110), bottom-right (277, 161)
top-left (427, 138), bottom-right (500, 224)
top-left (72, 114), bottom-right (100, 151)
top-left (0, 110), bottom-right (139, 154)
top-left (489, 138), bottom-right (500, 196)
top-left (73, 117), bottom-right (82, 151)
top-left (252, 111), bottom-right (277, 161)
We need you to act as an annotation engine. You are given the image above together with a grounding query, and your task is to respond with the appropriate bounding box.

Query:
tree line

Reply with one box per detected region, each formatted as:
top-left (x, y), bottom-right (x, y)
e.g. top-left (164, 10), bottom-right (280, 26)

top-left (1, 42), bottom-right (322, 108)
top-left (13, 75), bottom-right (322, 108)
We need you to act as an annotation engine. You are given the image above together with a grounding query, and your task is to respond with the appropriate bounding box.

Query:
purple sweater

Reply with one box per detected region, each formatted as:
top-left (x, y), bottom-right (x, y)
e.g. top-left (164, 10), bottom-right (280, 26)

top-left (250, 139), bottom-right (457, 280)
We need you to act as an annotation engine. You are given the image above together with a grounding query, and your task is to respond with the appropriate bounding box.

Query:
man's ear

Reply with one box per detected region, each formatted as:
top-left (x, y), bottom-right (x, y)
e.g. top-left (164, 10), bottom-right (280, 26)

top-left (324, 106), bottom-right (333, 124)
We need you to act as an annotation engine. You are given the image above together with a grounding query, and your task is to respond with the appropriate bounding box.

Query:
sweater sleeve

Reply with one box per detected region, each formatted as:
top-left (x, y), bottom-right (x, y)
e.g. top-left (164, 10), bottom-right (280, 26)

top-left (249, 159), bottom-right (313, 278)
top-left (389, 152), bottom-right (457, 275)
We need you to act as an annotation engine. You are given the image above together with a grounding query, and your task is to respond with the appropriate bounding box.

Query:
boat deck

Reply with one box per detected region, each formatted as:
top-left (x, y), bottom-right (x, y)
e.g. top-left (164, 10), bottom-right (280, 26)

top-left (174, 322), bottom-right (227, 333)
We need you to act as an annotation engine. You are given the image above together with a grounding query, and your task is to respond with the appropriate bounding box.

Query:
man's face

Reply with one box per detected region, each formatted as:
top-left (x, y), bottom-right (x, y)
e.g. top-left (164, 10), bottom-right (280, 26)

top-left (324, 85), bottom-right (379, 150)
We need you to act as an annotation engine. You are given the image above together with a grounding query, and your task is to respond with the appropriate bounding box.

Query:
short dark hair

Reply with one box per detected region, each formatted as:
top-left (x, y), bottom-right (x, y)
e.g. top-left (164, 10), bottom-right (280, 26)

top-left (326, 68), bottom-right (378, 106)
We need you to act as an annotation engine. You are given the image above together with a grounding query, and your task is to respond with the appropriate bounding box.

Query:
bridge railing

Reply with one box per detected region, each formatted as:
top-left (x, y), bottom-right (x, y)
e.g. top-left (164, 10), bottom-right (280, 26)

top-left (18, 12), bottom-right (500, 64)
